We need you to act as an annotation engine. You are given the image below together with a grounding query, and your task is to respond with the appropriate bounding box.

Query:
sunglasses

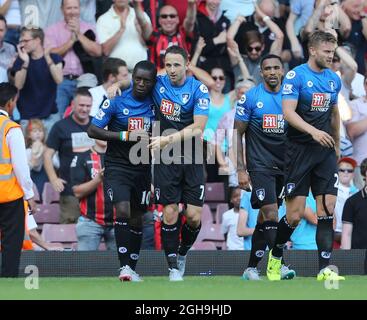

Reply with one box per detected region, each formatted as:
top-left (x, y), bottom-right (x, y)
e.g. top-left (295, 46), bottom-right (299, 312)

top-left (338, 168), bottom-right (354, 173)
top-left (212, 76), bottom-right (225, 81)
top-left (247, 46), bottom-right (262, 52)
top-left (160, 14), bottom-right (177, 19)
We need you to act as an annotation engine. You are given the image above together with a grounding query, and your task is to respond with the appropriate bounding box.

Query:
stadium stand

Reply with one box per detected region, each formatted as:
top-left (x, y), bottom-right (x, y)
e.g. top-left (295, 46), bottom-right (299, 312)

top-left (42, 182), bottom-right (60, 204)
top-left (41, 224), bottom-right (77, 249)
top-left (191, 241), bottom-right (217, 250)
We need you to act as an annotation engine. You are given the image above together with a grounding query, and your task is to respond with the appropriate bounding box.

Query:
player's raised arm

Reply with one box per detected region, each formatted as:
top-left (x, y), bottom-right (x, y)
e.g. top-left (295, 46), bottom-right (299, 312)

top-left (106, 78), bottom-right (131, 99)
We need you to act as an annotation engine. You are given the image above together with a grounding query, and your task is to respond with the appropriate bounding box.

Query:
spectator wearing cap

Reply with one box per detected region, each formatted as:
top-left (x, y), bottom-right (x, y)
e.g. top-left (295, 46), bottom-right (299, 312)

top-left (45, 0), bottom-right (102, 118)
top-left (89, 57), bottom-right (129, 117)
top-left (334, 157), bottom-right (358, 246)
top-left (96, 0), bottom-right (152, 73)
top-left (346, 75), bottom-right (367, 189)
top-left (11, 27), bottom-right (63, 134)
top-left (341, 157), bottom-right (367, 249)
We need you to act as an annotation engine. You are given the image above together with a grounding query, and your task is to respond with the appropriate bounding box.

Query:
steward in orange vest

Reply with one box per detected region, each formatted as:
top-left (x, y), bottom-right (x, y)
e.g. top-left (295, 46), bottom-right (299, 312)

top-left (0, 83), bottom-right (36, 277)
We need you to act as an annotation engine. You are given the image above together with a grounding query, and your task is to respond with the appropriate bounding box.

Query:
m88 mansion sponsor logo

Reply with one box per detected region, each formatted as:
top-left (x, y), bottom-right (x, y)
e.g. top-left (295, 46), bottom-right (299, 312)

top-left (128, 117), bottom-right (151, 131)
top-left (160, 99), bottom-right (181, 122)
top-left (262, 114), bottom-right (285, 134)
top-left (310, 93), bottom-right (331, 112)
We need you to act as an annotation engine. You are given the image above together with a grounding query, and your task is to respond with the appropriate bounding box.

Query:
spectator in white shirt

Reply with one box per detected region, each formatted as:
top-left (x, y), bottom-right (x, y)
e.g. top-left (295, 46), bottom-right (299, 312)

top-left (96, 0), bottom-right (152, 72)
top-left (89, 57), bottom-right (129, 117)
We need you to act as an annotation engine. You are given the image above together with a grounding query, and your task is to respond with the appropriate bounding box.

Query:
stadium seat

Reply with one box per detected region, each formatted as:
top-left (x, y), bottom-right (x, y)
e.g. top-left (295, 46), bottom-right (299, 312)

top-left (205, 183), bottom-right (225, 202)
top-left (191, 241), bottom-right (217, 250)
top-left (204, 183), bottom-right (226, 214)
top-left (201, 204), bottom-right (214, 225)
top-left (33, 184), bottom-right (41, 203)
top-left (42, 182), bottom-right (60, 204)
top-left (33, 204), bottom-right (60, 224)
top-left (197, 223), bottom-right (225, 249)
top-left (215, 203), bottom-right (229, 224)
top-left (41, 224), bottom-right (77, 249)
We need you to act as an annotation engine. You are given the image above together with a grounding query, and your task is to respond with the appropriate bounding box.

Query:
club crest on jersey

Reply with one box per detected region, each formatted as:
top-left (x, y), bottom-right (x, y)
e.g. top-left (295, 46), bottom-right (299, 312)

top-left (329, 80), bottom-right (335, 91)
top-left (287, 183), bottom-right (295, 195)
top-left (256, 101), bottom-right (263, 109)
top-left (307, 81), bottom-right (313, 87)
top-left (160, 86), bottom-right (165, 93)
top-left (123, 108), bottom-right (129, 115)
top-left (181, 93), bottom-right (190, 104)
top-left (311, 93), bottom-right (331, 112)
top-left (236, 106), bottom-right (245, 116)
top-left (256, 189), bottom-right (265, 201)
top-left (160, 99), bottom-right (181, 121)
top-left (239, 94), bottom-right (246, 104)
top-left (286, 70), bottom-right (296, 79)
top-left (262, 114), bottom-right (284, 133)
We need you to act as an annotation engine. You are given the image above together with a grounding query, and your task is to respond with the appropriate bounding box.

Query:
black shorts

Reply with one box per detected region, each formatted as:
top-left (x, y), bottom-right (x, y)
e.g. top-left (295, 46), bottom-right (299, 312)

top-left (104, 166), bottom-right (151, 211)
top-left (284, 140), bottom-right (338, 198)
top-left (153, 163), bottom-right (205, 207)
top-left (249, 171), bottom-right (284, 209)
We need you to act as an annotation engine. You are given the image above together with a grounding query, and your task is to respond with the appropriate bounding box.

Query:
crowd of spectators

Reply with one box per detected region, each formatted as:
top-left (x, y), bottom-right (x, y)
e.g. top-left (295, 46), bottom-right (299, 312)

top-left (1, 0), bottom-right (367, 251)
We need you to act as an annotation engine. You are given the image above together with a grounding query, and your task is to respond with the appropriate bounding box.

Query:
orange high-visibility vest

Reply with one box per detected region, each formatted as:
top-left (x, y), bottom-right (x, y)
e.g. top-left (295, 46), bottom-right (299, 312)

top-left (0, 115), bottom-right (24, 203)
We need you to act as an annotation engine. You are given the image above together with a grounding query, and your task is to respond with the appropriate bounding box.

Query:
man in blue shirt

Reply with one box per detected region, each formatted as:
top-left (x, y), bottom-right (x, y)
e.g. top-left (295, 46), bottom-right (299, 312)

top-left (148, 46), bottom-right (209, 281)
top-left (234, 54), bottom-right (295, 280)
top-left (88, 60), bottom-right (156, 282)
top-left (267, 31), bottom-right (345, 281)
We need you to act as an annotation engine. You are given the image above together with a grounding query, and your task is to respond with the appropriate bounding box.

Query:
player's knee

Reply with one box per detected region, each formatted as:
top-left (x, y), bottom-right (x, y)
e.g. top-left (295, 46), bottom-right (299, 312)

top-left (286, 210), bottom-right (303, 227)
top-left (261, 209), bottom-right (278, 222)
top-left (163, 204), bottom-right (179, 224)
top-left (130, 216), bottom-right (143, 228)
top-left (319, 201), bottom-right (335, 217)
top-left (115, 202), bottom-right (130, 220)
top-left (185, 208), bottom-right (201, 227)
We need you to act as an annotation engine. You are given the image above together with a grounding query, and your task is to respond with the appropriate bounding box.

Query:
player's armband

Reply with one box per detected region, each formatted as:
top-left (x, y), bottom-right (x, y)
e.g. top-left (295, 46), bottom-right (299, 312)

top-left (119, 131), bottom-right (129, 141)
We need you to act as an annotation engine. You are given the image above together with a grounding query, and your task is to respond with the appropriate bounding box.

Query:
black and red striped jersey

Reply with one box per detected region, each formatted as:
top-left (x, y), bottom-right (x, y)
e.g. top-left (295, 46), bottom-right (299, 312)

top-left (147, 26), bottom-right (193, 70)
top-left (70, 149), bottom-right (115, 226)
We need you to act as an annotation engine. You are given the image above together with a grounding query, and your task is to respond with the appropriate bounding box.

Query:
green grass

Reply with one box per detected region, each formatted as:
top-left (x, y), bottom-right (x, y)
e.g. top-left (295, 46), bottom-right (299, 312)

top-left (1, 276), bottom-right (367, 300)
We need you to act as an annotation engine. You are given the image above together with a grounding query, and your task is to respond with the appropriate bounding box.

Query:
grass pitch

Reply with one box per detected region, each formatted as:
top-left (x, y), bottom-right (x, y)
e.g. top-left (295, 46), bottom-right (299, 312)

top-left (1, 276), bottom-right (367, 300)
